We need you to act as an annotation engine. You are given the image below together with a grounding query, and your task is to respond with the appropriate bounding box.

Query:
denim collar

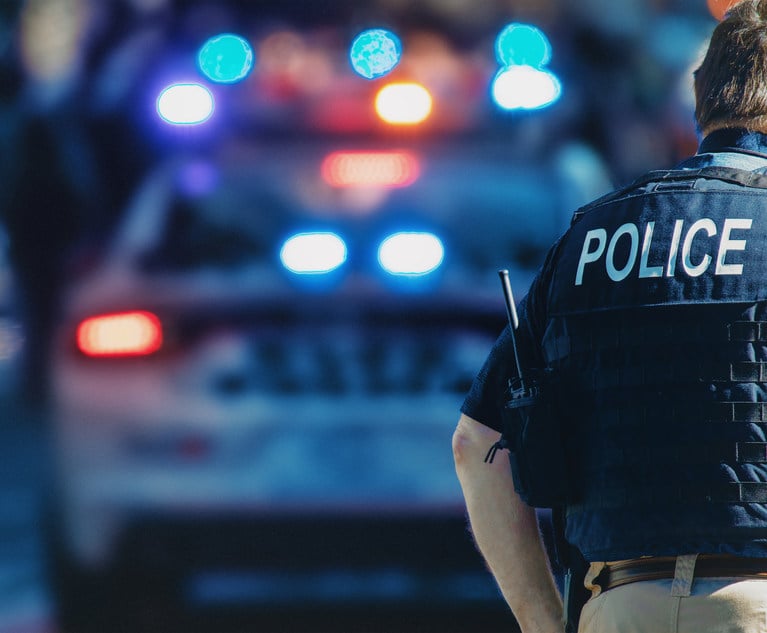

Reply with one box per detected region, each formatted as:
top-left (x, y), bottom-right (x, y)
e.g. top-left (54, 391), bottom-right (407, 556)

top-left (698, 128), bottom-right (767, 157)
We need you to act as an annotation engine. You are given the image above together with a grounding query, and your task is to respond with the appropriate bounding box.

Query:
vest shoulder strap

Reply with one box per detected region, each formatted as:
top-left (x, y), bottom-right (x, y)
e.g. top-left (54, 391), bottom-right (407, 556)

top-left (572, 166), bottom-right (767, 225)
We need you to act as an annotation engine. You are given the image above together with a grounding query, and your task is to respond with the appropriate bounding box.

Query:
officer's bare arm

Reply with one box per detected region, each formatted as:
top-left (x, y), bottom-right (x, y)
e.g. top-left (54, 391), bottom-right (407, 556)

top-left (453, 413), bottom-right (563, 633)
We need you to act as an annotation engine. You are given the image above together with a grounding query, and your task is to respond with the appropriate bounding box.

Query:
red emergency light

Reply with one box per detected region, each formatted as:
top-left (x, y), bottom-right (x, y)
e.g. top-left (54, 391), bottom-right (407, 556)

top-left (77, 311), bottom-right (163, 357)
top-left (321, 150), bottom-right (420, 188)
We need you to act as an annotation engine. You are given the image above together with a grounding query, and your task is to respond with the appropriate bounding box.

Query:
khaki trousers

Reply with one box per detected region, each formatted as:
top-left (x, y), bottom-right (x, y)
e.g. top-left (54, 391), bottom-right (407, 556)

top-left (579, 575), bottom-right (767, 633)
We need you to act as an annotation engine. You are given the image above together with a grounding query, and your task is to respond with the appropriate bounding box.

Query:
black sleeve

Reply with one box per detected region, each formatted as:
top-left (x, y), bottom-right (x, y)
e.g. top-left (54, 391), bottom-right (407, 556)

top-left (460, 322), bottom-right (514, 432)
top-left (459, 235), bottom-right (564, 432)
top-left (460, 288), bottom-right (544, 432)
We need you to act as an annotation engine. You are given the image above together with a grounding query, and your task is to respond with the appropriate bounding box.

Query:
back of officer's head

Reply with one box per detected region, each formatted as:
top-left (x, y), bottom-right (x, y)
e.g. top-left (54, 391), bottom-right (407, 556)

top-left (694, 0), bottom-right (767, 136)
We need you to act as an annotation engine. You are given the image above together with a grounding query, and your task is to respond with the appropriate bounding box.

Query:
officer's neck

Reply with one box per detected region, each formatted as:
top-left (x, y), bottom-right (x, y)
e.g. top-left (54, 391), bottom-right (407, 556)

top-left (702, 120), bottom-right (767, 137)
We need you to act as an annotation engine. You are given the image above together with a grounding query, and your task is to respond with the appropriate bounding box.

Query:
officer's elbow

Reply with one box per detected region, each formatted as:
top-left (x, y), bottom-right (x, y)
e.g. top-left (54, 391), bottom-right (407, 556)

top-left (452, 414), bottom-right (496, 468)
top-left (452, 424), bottom-right (471, 466)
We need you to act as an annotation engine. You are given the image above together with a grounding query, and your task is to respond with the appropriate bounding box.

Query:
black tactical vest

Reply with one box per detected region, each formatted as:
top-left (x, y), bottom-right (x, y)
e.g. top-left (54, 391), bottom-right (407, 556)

top-left (543, 166), bottom-right (767, 561)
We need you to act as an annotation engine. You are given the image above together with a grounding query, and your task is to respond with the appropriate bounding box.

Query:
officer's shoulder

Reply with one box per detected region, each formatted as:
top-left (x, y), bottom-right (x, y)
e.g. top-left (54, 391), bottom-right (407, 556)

top-left (568, 174), bottom-right (653, 226)
top-left (569, 165), bottom-right (767, 226)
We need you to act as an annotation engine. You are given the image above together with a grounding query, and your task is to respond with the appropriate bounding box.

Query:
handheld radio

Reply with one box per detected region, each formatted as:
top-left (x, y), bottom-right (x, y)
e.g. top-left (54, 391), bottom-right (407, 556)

top-left (484, 269), bottom-right (568, 508)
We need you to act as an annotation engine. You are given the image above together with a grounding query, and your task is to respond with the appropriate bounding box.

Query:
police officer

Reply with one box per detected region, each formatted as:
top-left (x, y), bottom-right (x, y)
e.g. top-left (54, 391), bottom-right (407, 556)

top-left (453, 2), bottom-right (767, 631)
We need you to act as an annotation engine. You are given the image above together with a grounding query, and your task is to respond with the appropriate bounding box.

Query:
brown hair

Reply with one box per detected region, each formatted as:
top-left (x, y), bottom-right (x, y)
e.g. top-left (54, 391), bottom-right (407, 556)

top-left (694, 0), bottom-right (767, 134)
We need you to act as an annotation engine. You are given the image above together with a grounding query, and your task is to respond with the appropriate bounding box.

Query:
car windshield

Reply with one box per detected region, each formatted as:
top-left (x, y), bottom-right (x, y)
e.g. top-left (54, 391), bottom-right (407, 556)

top-left (133, 144), bottom-right (564, 278)
top-left (139, 196), bottom-right (274, 271)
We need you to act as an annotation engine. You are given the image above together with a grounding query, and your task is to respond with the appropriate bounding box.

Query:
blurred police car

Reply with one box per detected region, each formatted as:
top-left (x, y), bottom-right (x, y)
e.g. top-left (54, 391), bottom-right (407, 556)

top-left (46, 140), bottom-right (565, 632)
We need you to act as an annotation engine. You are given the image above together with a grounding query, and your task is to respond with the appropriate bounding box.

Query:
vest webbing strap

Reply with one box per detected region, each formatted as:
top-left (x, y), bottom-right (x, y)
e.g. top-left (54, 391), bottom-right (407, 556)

top-left (582, 402), bottom-right (767, 426)
top-left (568, 482), bottom-right (767, 510)
top-left (566, 321), bottom-right (767, 355)
top-left (572, 166), bottom-right (767, 223)
top-left (559, 317), bottom-right (767, 388)
top-left (635, 166), bottom-right (767, 190)
top-left (580, 361), bottom-right (767, 389)
top-left (578, 442), bottom-right (767, 467)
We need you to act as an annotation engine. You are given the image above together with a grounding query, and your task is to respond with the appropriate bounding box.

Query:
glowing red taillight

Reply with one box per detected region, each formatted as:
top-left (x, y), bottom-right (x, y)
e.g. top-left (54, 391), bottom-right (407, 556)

top-left (76, 311), bottom-right (163, 357)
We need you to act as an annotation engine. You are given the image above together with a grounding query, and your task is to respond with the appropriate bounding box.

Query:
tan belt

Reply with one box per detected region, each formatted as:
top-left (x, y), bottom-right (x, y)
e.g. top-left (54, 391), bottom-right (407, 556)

top-left (594, 555), bottom-right (767, 592)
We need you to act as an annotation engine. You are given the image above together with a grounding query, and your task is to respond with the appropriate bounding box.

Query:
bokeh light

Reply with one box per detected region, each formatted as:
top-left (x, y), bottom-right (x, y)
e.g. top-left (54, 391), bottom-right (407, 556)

top-left (491, 66), bottom-right (561, 111)
top-left (374, 83), bottom-right (433, 125)
top-left (378, 232), bottom-right (444, 276)
top-left (495, 23), bottom-right (552, 68)
top-left (321, 151), bottom-right (420, 188)
top-left (176, 161), bottom-right (219, 196)
top-left (197, 33), bottom-right (254, 84)
top-left (280, 232), bottom-right (348, 274)
top-left (156, 83), bottom-right (215, 124)
top-left (19, 0), bottom-right (90, 82)
top-left (77, 311), bottom-right (163, 357)
top-left (707, 0), bottom-right (741, 20)
top-left (349, 29), bottom-right (402, 79)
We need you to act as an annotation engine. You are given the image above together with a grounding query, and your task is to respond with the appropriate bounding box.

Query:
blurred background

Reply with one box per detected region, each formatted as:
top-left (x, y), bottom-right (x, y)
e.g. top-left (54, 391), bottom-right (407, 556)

top-left (0, 0), bottom-right (734, 632)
